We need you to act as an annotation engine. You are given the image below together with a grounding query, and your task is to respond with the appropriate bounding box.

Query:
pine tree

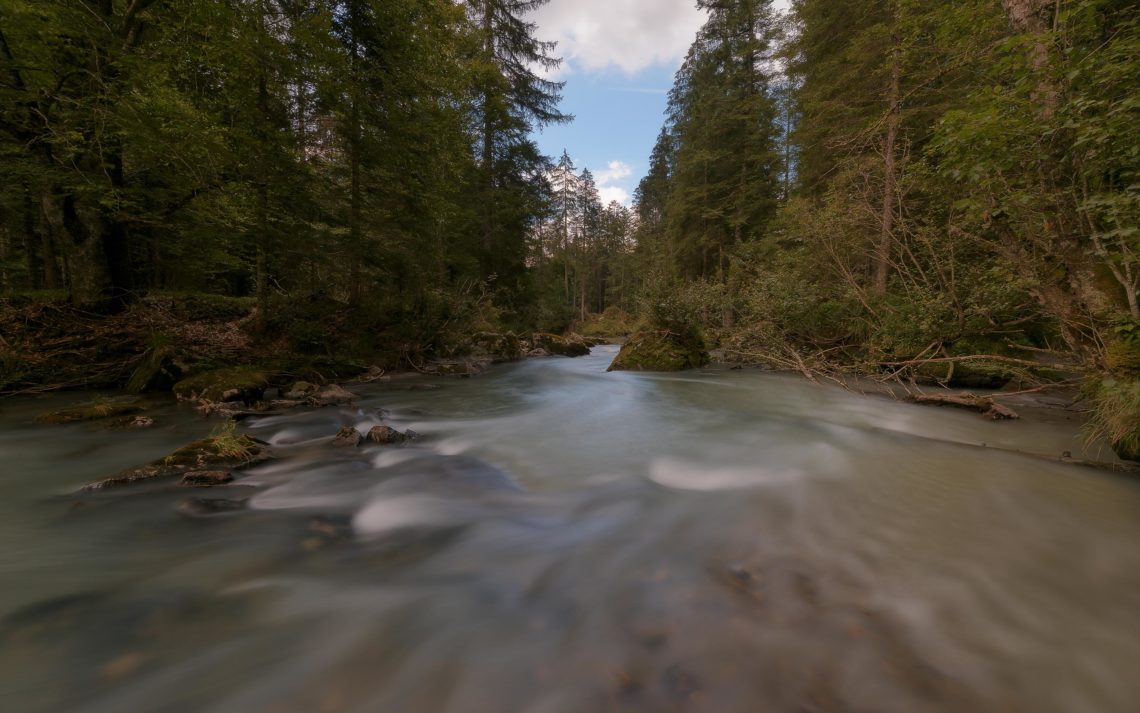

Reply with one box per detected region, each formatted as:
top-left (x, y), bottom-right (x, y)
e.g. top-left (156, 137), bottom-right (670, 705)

top-left (466, 0), bottom-right (569, 298)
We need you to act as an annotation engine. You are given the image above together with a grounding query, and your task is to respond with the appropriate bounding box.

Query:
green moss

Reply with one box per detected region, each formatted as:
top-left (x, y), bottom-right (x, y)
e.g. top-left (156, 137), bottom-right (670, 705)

top-left (82, 424), bottom-right (266, 491)
top-left (607, 330), bottom-right (709, 372)
top-left (172, 366), bottom-right (267, 402)
top-left (127, 338), bottom-right (184, 393)
top-left (34, 397), bottom-right (144, 425)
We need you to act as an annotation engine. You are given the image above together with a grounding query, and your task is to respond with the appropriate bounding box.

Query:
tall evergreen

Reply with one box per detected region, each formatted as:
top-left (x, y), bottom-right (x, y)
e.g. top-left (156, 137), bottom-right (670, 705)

top-left (466, 0), bottom-right (570, 302)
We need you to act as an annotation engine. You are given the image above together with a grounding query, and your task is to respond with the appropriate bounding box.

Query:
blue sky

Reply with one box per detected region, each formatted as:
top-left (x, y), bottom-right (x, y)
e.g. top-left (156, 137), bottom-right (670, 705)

top-left (529, 0), bottom-right (788, 206)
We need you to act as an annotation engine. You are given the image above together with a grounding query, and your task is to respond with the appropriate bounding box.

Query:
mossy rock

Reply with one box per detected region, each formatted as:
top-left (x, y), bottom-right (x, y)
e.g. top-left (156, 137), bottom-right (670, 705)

top-left (607, 330), bottom-right (709, 372)
top-left (34, 397), bottom-right (144, 425)
top-left (81, 432), bottom-right (267, 491)
top-left (471, 332), bottom-right (524, 363)
top-left (173, 367), bottom-right (268, 403)
top-left (163, 434), bottom-right (265, 468)
top-left (127, 343), bottom-right (185, 393)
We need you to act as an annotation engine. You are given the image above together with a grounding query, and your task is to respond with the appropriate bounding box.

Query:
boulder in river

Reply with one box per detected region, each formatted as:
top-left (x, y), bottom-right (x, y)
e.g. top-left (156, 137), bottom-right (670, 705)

top-left (81, 429), bottom-right (268, 491)
top-left (172, 367), bottom-right (268, 404)
top-left (365, 425), bottom-right (409, 445)
top-left (607, 330), bottom-right (709, 372)
top-left (34, 396), bottom-right (144, 425)
top-left (332, 427), bottom-right (362, 447)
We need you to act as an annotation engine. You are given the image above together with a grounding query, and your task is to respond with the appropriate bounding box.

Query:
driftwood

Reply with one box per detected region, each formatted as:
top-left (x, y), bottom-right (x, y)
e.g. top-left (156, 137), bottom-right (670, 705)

top-left (908, 392), bottom-right (1020, 420)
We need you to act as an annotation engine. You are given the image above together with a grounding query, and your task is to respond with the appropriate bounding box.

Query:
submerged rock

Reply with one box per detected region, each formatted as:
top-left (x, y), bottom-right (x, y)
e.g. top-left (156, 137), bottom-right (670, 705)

top-left (107, 415), bottom-right (156, 430)
top-left (608, 330), bottom-right (709, 372)
top-left (81, 431), bottom-right (268, 491)
top-left (173, 367), bottom-right (268, 404)
top-left (34, 397), bottom-right (144, 425)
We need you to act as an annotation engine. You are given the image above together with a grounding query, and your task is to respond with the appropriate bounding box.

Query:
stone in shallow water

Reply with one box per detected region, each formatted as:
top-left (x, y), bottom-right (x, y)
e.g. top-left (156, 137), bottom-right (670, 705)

top-left (80, 435), bottom-right (267, 491)
top-left (607, 330), bottom-right (708, 372)
top-left (365, 425), bottom-right (407, 445)
top-left (331, 427), bottom-right (361, 447)
top-left (34, 397), bottom-right (144, 425)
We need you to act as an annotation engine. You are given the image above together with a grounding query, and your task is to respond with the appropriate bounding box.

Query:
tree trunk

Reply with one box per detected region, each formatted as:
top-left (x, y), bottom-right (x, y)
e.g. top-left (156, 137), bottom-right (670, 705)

top-left (1001, 0), bottom-right (1057, 117)
top-left (481, 1), bottom-right (496, 265)
top-left (348, 0), bottom-right (363, 298)
top-left (21, 183), bottom-right (43, 289)
top-left (874, 17), bottom-right (901, 297)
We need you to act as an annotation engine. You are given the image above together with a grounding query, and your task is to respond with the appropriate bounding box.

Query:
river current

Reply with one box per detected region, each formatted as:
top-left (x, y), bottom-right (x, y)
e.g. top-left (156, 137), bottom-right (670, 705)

top-left (2, 345), bottom-right (1139, 712)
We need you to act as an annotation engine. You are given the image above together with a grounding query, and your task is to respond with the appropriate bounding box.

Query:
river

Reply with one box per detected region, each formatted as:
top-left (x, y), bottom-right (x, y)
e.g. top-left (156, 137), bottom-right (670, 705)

top-left (2, 345), bottom-right (1139, 712)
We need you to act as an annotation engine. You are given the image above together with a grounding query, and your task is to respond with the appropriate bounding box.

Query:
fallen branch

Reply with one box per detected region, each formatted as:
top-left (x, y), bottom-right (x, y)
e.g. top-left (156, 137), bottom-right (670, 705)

top-left (881, 353), bottom-right (1078, 371)
top-left (909, 392), bottom-right (1019, 420)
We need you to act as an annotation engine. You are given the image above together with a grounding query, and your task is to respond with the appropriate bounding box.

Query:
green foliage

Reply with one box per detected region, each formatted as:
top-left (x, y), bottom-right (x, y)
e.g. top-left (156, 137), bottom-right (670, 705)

top-left (577, 307), bottom-right (638, 338)
top-left (1086, 378), bottom-right (1140, 462)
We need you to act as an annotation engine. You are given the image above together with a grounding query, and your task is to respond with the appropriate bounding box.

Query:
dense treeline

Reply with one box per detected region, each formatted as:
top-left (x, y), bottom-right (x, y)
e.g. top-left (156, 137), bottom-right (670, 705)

top-left (0, 0), bottom-right (568, 331)
top-left (633, 0), bottom-right (1138, 457)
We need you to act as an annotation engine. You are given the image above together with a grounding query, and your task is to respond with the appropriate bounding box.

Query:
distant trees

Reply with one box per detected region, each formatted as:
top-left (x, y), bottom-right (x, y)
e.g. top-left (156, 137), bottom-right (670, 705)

top-left (629, 0), bottom-right (1137, 387)
top-left (0, 0), bottom-right (567, 328)
top-left (532, 150), bottom-right (636, 325)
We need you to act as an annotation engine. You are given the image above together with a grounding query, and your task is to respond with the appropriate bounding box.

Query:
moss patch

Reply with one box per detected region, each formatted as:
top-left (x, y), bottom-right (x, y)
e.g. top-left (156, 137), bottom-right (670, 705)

top-left (607, 330), bottom-right (709, 372)
top-left (34, 397), bottom-right (144, 425)
top-left (173, 367), bottom-right (268, 403)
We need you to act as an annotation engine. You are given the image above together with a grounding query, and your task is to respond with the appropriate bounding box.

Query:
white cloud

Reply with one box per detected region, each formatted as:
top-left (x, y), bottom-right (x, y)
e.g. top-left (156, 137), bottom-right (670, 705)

top-left (531, 0), bottom-right (792, 76)
top-left (530, 0), bottom-right (706, 75)
top-left (598, 185), bottom-right (631, 206)
top-left (595, 160), bottom-right (632, 186)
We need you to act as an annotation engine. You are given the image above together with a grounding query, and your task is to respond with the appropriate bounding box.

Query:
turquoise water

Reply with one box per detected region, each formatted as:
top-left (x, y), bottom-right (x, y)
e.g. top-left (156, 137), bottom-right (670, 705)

top-left (2, 346), bottom-right (1138, 712)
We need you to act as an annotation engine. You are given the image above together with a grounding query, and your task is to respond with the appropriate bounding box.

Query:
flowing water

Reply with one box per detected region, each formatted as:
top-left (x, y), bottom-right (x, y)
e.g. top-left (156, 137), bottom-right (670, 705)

top-left (2, 345), bottom-right (1139, 712)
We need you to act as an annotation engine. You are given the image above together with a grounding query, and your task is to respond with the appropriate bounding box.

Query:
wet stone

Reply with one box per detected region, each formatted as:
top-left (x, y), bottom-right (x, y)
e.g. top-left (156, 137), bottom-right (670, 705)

top-left (331, 427), bottom-right (361, 448)
top-left (365, 425), bottom-right (407, 445)
top-left (179, 471), bottom-right (234, 487)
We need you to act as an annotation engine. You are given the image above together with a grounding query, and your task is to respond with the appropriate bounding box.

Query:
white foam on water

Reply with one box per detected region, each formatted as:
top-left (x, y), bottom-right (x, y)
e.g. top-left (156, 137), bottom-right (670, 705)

top-left (371, 449), bottom-right (423, 468)
top-left (352, 493), bottom-right (465, 536)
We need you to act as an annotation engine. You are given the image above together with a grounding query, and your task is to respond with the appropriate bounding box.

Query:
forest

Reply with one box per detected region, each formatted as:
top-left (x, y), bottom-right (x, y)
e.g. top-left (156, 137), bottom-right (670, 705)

top-left (1, 0), bottom-right (1137, 460)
